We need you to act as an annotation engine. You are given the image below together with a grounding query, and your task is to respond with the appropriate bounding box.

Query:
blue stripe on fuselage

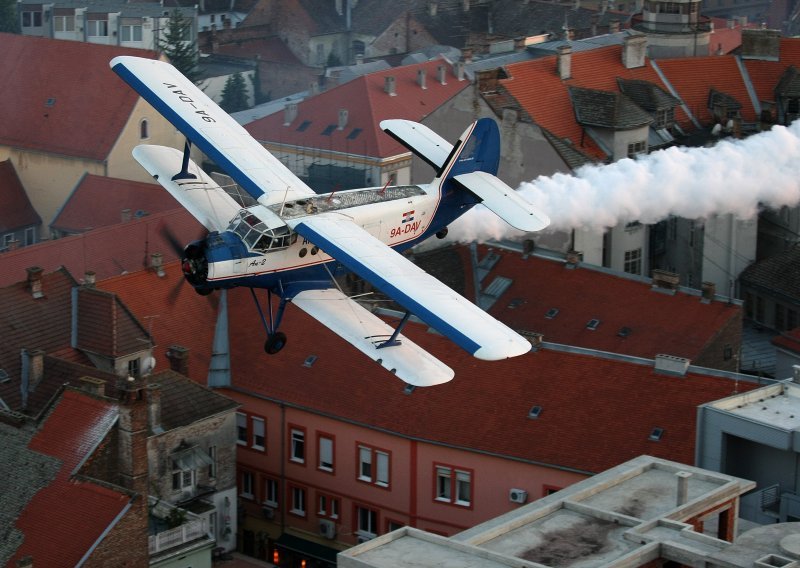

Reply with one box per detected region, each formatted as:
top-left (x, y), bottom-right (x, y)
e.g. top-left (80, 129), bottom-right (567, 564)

top-left (293, 221), bottom-right (482, 356)
top-left (111, 62), bottom-right (266, 201)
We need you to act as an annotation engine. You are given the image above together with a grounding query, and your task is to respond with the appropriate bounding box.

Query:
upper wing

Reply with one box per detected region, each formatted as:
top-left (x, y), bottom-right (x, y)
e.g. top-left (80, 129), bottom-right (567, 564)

top-left (380, 119), bottom-right (453, 171)
top-left (110, 56), bottom-right (315, 206)
top-left (292, 289), bottom-right (454, 386)
top-left (288, 214), bottom-right (532, 361)
top-left (133, 145), bottom-right (242, 232)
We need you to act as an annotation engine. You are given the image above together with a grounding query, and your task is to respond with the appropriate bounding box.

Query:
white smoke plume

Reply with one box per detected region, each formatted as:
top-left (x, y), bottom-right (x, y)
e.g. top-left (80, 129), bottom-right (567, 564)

top-left (445, 120), bottom-right (800, 242)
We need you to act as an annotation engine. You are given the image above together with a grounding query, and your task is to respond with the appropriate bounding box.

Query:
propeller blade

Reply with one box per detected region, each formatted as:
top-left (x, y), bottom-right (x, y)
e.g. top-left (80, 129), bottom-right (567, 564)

top-left (159, 223), bottom-right (186, 258)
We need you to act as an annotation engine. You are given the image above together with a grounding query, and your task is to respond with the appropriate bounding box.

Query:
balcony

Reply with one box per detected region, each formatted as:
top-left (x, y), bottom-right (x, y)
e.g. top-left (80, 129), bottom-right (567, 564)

top-left (148, 497), bottom-right (214, 557)
top-left (631, 13), bottom-right (713, 34)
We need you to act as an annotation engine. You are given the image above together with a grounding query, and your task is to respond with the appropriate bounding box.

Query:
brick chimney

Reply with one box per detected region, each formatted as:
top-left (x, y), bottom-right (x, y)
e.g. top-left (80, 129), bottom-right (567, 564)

top-left (651, 269), bottom-right (680, 293)
top-left (26, 266), bottom-right (44, 299)
top-left (20, 348), bottom-right (45, 409)
top-left (166, 345), bottom-right (190, 375)
top-left (557, 45), bottom-right (572, 80)
top-left (118, 377), bottom-right (149, 496)
top-left (417, 68), bottom-right (427, 89)
top-left (622, 34), bottom-right (647, 69)
top-left (701, 281), bottom-right (716, 302)
top-left (150, 253), bottom-right (165, 278)
top-left (78, 376), bottom-right (106, 397)
top-left (84, 270), bottom-right (96, 288)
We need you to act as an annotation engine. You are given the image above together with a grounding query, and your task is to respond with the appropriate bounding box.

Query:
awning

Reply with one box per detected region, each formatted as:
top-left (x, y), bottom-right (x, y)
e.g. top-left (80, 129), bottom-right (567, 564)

top-left (171, 445), bottom-right (213, 470)
top-left (275, 533), bottom-right (340, 565)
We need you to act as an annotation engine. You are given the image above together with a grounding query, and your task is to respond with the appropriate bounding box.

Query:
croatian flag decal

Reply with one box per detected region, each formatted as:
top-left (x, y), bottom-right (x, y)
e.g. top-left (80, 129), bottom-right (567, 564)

top-left (402, 210), bottom-right (415, 223)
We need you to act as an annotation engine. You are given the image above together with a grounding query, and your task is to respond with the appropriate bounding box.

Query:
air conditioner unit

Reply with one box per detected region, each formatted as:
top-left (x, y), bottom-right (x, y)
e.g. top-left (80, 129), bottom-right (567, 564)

top-left (509, 488), bottom-right (528, 504)
top-left (319, 519), bottom-right (336, 539)
top-left (262, 506), bottom-right (275, 520)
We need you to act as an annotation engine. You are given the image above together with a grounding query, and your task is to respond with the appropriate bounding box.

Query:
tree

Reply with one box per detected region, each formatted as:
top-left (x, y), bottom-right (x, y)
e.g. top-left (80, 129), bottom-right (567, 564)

top-left (250, 65), bottom-right (270, 106)
top-left (326, 51), bottom-right (342, 68)
top-left (158, 9), bottom-right (198, 80)
top-left (219, 73), bottom-right (249, 113)
top-left (0, 0), bottom-right (20, 33)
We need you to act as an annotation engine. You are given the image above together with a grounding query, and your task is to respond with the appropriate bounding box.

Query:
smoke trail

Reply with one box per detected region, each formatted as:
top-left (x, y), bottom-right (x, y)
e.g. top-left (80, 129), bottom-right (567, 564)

top-left (444, 120), bottom-right (800, 242)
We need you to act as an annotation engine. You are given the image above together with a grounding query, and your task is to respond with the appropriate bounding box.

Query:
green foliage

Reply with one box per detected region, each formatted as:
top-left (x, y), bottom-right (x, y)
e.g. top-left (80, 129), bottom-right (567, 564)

top-left (0, 0), bottom-right (20, 33)
top-left (326, 51), bottom-right (342, 68)
top-left (220, 73), bottom-right (249, 113)
top-left (250, 65), bottom-right (270, 105)
top-left (165, 507), bottom-right (187, 529)
top-left (158, 9), bottom-right (198, 80)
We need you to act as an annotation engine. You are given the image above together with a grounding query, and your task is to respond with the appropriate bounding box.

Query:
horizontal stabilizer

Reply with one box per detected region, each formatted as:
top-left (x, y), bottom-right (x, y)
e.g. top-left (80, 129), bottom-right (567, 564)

top-left (133, 145), bottom-right (241, 232)
top-left (292, 289), bottom-right (454, 386)
top-left (290, 213), bottom-right (533, 361)
top-left (380, 119), bottom-right (453, 171)
top-left (454, 171), bottom-right (550, 232)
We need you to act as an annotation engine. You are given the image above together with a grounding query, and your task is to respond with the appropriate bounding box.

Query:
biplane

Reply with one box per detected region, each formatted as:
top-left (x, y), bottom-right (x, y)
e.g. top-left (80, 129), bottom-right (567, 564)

top-left (110, 56), bottom-right (550, 386)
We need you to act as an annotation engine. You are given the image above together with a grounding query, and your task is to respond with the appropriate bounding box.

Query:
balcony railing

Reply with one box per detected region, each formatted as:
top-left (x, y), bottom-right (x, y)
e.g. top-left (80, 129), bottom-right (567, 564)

top-left (631, 13), bottom-right (713, 33)
top-left (149, 519), bottom-right (209, 555)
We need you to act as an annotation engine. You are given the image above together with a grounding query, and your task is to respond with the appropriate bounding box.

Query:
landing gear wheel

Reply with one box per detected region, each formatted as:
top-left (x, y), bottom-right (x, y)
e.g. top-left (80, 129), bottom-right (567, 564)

top-left (264, 331), bottom-right (287, 354)
top-left (436, 227), bottom-right (449, 239)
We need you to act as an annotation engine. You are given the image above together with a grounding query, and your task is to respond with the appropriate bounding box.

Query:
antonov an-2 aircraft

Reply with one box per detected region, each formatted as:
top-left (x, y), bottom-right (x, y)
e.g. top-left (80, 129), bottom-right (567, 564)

top-left (110, 56), bottom-right (550, 386)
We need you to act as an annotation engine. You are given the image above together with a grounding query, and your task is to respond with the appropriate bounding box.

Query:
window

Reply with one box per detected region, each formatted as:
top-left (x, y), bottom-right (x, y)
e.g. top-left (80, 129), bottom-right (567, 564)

top-left (290, 485), bottom-right (306, 516)
top-left (655, 108), bottom-right (674, 129)
top-left (54, 15), bottom-right (75, 32)
top-left (87, 19), bottom-right (109, 37)
top-left (24, 227), bottom-right (35, 247)
top-left (317, 492), bottom-right (340, 519)
top-left (208, 446), bottom-right (217, 478)
top-left (543, 485), bottom-right (562, 496)
top-left (357, 444), bottom-right (389, 487)
top-left (290, 427), bottom-right (305, 463)
top-left (241, 471), bottom-right (254, 499)
top-left (356, 505), bottom-right (378, 538)
top-left (264, 478), bottom-right (279, 508)
top-left (127, 358), bottom-right (140, 378)
top-left (172, 460), bottom-right (195, 491)
top-left (139, 119), bottom-right (149, 139)
top-left (435, 465), bottom-right (472, 507)
top-left (624, 248), bottom-right (642, 275)
top-left (252, 417), bottom-right (265, 450)
top-left (627, 140), bottom-right (646, 158)
top-left (236, 412), bottom-right (248, 445)
top-left (387, 520), bottom-right (405, 532)
top-left (22, 11), bottom-right (42, 27)
top-left (121, 24), bottom-right (143, 42)
top-left (318, 434), bottom-right (334, 472)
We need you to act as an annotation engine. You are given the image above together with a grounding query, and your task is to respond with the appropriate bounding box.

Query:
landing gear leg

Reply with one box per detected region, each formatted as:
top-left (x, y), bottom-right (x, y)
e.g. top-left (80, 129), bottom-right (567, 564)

top-left (250, 288), bottom-right (289, 354)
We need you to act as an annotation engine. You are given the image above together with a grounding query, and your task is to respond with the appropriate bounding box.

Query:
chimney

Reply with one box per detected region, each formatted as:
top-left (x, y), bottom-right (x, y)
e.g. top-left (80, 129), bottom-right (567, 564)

top-left (651, 269), bottom-right (680, 293)
top-left (150, 253), bottom-right (165, 278)
top-left (741, 28), bottom-right (781, 60)
top-left (338, 108), bottom-right (349, 130)
top-left (654, 354), bottom-right (691, 376)
top-left (8, 239), bottom-right (19, 251)
top-left (20, 349), bottom-right (45, 410)
top-left (463, 0), bottom-right (469, 10)
top-left (27, 266), bottom-right (44, 299)
top-left (118, 377), bottom-right (149, 495)
top-left (701, 281), bottom-right (716, 302)
top-left (147, 382), bottom-right (162, 434)
top-left (78, 375), bottom-right (106, 397)
top-left (565, 249), bottom-right (581, 268)
top-left (121, 208), bottom-right (132, 223)
top-left (676, 471), bottom-right (692, 505)
top-left (462, 48), bottom-right (473, 63)
top-left (437, 64), bottom-right (447, 85)
top-left (727, 18), bottom-right (734, 29)
top-left (84, 270), bottom-right (96, 288)
top-left (454, 61), bottom-right (465, 81)
top-left (283, 102), bottom-right (298, 126)
top-left (355, 52), bottom-right (364, 65)
top-left (609, 20), bottom-right (620, 33)
top-left (417, 68), bottom-right (427, 89)
top-left (792, 364), bottom-right (800, 384)
top-left (309, 81), bottom-right (319, 95)
top-left (428, 1), bottom-right (437, 16)
top-left (622, 33), bottom-right (647, 69)
top-left (514, 36), bottom-right (526, 51)
top-left (384, 76), bottom-right (397, 96)
top-left (557, 45), bottom-right (572, 80)
top-left (166, 345), bottom-right (190, 376)
top-left (519, 330), bottom-right (544, 350)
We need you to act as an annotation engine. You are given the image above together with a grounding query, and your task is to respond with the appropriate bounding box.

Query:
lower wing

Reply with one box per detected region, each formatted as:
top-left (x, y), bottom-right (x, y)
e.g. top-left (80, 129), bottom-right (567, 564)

top-left (288, 213), bottom-right (532, 361)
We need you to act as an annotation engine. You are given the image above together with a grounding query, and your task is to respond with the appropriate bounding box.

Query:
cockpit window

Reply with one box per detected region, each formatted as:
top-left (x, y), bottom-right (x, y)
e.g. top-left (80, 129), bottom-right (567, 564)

top-left (229, 211), bottom-right (297, 253)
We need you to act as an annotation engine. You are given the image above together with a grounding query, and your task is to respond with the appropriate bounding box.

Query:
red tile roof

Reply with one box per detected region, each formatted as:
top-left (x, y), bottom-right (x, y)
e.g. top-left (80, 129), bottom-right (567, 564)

top-left (224, 286), bottom-right (754, 473)
top-left (98, 261), bottom-right (218, 384)
top-left (51, 175), bottom-right (180, 234)
top-left (245, 58), bottom-right (469, 159)
top-left (500, 45), bottom-right (682, 160)
top-left (0, 160), bottom-right (41, 232)
top-left (0, 208), bottom-right (205, 287)
top-left (0, 33), bottom-right (158, 161)
top-left (9, 389), bottom-right (130, 568)
top-left (707, 17), bottom-right (757, 55)
top-left (743, 38), bottom-right (800, 108)
top-left (476, 247), bottom-right (741, 361)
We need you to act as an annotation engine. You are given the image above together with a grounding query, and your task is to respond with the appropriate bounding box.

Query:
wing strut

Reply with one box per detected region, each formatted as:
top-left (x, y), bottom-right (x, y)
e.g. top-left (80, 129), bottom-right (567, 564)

top-left (172, 139), bottom-right (197, 181)
top-left (377, 311), bottom-right (412, 349)
top-left (250, 288), bottom-right (290, 354)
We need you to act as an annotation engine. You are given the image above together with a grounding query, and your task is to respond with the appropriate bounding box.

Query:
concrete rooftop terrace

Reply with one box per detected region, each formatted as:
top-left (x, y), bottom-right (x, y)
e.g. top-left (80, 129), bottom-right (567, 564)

top-left (708, 380), bottom-right (800, 431)
top-left (339, 456), bottom-right (770, 568)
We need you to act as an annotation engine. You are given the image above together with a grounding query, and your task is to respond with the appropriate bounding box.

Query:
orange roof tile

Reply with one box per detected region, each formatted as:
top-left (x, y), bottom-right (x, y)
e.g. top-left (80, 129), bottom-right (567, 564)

top-left (245, 58), bottom-right (469, 160)
top-left (10, 390), bottom-right (130, 568)
top-left (0, 33), bottom-right (158, 161)
top-left (51, 175), bottom-right (180, 234)
top-left (743, 38), bottom-right (800, 108)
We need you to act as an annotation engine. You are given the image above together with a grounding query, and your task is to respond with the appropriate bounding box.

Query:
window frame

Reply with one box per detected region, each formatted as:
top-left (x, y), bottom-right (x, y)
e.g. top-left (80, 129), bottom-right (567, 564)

top-left (433, 463), bottom-right (474, 508)
top-left (354, 504), bottom-right (379, 539)
top-left (356, 443), bottom-right (391, 489)
top-left (289, 425), bottom-right (306, 465)
top-left (264, 477), bottom-right (279, 508)
top-left (317, 432), bottom-right (335, 473)
top-left (316, 491), bottom-right (340, 519)
top-left (289, 484), bottom-right (307, 517)
top-left (251, 415), bottom-right (266, 451)
top-left (240, 470), bottom-right (255, 500)
top-left (623, 248), bottom-right (642, 275)
top-left (236, 412), bottom-right (248, 446)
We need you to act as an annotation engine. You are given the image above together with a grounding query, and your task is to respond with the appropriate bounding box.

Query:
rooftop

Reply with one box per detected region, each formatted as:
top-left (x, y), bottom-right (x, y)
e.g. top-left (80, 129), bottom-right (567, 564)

top-left (708, 380), bottom-right (800, 431)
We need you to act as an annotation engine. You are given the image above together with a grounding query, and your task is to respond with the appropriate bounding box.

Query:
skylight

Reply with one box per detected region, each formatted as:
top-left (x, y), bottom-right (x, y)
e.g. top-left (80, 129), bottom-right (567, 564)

top-left (586, 318), bottom-right (600, 330)
top-left (303, 355), bottom-right (318, 368)
top-left (45, 97), bottom-right (56, 107)
top-left (347, 128), bottom-right (362, 140)
top-left (649, 427), bottom-right (664, 441)
top-left (321, 124), bottom-right (336, 136)
top-left (528, 405), bottom-right (542, 419)
top-left (545, 308), bottom-right (559, 319)
top-left (296, 120), bottom-right (311, 132)
top-left (618, 326), bottom-right (632, 337)
top-left (404, 384), bottom-right (416, 395)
